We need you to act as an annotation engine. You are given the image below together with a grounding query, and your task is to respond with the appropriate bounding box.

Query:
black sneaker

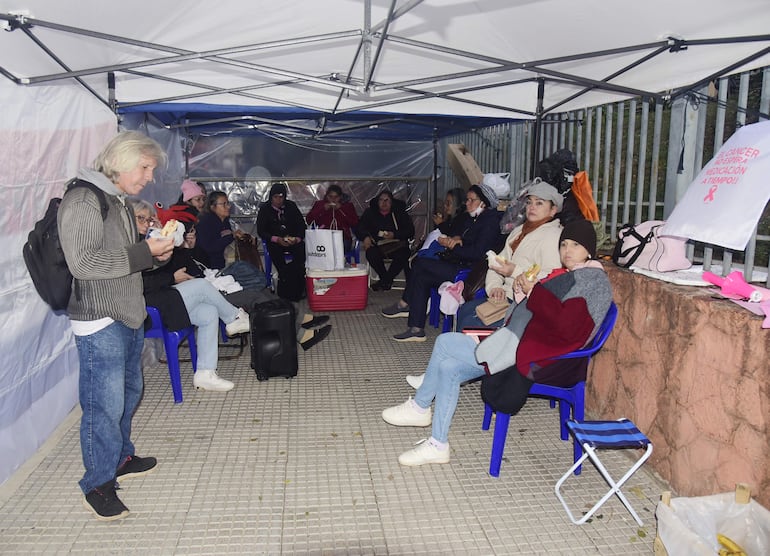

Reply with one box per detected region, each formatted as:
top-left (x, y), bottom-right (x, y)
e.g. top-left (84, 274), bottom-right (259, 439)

top-left (83, 480), bottom-right (129, 521)
top-left (116, 455), bottom-right (158, 480)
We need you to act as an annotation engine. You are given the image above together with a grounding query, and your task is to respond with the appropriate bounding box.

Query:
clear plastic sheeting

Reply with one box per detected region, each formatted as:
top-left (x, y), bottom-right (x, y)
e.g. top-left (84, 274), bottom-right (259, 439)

top-left (0, 78), bottom-right (116, 486)
top-left (175, 134), bottom-right (436, 244)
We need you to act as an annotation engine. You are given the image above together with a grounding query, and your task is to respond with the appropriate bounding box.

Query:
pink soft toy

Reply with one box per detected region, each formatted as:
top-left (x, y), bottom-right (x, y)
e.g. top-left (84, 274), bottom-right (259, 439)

top-left (438, 280), bottom-right (465, 315)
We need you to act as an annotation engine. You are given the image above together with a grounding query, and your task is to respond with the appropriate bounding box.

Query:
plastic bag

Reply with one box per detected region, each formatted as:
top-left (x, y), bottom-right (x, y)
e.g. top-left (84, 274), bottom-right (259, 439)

top-left (482, 173), bottom-right (511, 200)
top-left (499, 182), bottom-right (532, 234)
top-left (655, 489), bottom-right (770, 556)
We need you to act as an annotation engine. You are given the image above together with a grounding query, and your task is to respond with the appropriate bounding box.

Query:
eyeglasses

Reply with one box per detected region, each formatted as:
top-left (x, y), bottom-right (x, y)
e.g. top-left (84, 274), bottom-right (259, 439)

top-left (135, 215), bottom-right (157, 224)
top-left (465, 196), bottom-right (480, 204)
top-left (213, 201), bottom-right (231, 207)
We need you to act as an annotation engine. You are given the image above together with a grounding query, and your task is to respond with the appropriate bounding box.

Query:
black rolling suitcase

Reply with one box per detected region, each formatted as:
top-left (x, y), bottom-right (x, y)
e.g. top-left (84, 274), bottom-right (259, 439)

top-left (250, 298), bottom-right (298, 381)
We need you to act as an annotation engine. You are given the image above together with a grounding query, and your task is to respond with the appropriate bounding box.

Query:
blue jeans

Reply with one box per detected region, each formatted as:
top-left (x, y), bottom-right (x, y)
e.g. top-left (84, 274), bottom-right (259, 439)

top-left (174, 278), bottom-right (239, 370)
top-left (75, 321), bottom-right (144, 493)
top-left (414, 332), bottom-right (486, 443)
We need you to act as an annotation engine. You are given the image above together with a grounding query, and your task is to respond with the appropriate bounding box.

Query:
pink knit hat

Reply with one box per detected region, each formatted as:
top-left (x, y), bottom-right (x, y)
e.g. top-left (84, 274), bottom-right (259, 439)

top-left (181, 179), bottom-right (202, 202)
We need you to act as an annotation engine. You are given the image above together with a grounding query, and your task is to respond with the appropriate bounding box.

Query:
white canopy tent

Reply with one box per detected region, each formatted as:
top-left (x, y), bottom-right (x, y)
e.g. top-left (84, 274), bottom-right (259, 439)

top-left (2, 0), bottom-right (770, 485)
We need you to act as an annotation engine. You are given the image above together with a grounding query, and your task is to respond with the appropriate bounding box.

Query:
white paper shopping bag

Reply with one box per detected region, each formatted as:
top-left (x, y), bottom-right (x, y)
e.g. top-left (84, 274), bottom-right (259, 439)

top-left (305, 228), bottom-right (345, 271)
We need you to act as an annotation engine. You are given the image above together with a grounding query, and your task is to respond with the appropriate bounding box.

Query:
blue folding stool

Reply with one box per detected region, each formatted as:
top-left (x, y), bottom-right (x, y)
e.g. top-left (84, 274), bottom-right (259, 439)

top-left (555, 418), bottom-right (653, 525)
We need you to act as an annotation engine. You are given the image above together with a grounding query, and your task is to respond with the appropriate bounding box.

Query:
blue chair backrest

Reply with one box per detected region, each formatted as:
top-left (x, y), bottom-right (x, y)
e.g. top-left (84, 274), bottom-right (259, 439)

top-left (145, 306), bottom-right (165, 336)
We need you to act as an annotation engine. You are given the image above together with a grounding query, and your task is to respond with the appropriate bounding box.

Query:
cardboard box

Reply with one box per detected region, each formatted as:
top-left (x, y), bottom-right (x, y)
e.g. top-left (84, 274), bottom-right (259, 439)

top-left (306, 266), bottom-right (369, 311)
top-left (447, 143), bottom-right (484, 188)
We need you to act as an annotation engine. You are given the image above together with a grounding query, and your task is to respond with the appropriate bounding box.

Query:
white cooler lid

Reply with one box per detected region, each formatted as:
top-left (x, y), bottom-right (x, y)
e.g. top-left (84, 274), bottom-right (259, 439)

top-left (306, 265), bottom-right (369, 278)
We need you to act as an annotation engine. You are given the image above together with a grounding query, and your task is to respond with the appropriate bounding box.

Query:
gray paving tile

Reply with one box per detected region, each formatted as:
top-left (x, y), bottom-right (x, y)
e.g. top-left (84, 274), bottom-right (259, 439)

top-left (0, 290), bottom-right (665, 554)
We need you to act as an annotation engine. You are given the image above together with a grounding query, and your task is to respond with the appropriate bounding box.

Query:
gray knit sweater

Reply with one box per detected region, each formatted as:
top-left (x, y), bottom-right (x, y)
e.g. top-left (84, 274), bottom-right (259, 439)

top-left (57, 169), bottom-right (154, 329)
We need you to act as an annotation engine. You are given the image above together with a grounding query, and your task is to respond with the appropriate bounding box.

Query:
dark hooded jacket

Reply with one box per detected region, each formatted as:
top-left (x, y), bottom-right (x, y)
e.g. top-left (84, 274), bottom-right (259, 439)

top-left (356, 196), bottom-right (415, 244)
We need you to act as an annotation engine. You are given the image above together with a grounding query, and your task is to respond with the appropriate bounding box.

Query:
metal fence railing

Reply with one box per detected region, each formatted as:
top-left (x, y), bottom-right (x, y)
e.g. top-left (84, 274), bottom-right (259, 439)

top-left (440, 66), bottom-right (770, 285)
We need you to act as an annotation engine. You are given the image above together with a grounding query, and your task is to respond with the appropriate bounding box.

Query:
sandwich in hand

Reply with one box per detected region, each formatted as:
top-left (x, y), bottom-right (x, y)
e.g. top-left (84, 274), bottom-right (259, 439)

top-left (160, 219), bottom-right (179, 237)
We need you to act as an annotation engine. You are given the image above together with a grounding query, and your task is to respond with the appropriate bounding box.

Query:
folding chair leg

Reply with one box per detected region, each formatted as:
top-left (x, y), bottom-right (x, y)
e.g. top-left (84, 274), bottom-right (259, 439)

top-left (555, 443), bottom-right (653, 526)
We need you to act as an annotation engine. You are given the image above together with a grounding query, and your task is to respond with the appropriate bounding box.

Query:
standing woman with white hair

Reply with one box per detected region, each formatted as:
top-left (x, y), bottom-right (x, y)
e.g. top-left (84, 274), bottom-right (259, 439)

top-left (58, 131), bottom-right (175, 521)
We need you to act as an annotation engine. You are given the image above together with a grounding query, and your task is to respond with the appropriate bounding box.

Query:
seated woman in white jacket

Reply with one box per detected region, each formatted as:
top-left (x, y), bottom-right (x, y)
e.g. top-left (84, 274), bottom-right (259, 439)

top-left (456, 179), bottom-right (564, 330)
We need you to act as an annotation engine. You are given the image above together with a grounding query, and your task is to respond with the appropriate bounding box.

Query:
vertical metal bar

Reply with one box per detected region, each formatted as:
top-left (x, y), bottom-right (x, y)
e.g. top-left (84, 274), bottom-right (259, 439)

top-left (584, 107), bottom-right (593, 179)
top-left (760, 69), bottom-right (770, 286)
top-left (704, 77), bottom-right (730, 271)
top-left (693, 86), bottom-right (708, 173)
top-left (560, 113), bottom-right (567, 149)
top-left (602, 104), bottom-right (613, 228)
top-left (611, 103), bottom-right (624, 237)
top-left (531, 78), bottom-right (545, 174)
top-left (593, 106), bottom-right (602, 203)
top-left (568, 111), bottom-right (575, 154)
top-left (575, 110), bottom-right (583, 171)
top-left (635, 100), bottom-right (649, 224)
top-left (622, 100), bottom-right (636, 224)
top-left (737, 73), bottom-right (756, 279)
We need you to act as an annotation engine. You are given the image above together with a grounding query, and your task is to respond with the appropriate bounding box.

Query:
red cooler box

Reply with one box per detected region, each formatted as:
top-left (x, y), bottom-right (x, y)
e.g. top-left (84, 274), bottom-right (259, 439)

top-left (306, 266), bottom-right (369, 311)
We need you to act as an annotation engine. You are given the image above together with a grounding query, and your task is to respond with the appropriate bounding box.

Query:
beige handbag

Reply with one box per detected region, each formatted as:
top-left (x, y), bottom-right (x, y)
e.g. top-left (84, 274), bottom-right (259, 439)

top-left (475, 299), bottom-right (510, 326)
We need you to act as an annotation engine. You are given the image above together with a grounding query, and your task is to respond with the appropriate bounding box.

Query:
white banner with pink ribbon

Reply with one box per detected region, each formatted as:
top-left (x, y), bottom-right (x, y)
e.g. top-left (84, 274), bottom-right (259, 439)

top-left (662, 120), bottom-right (770, 250)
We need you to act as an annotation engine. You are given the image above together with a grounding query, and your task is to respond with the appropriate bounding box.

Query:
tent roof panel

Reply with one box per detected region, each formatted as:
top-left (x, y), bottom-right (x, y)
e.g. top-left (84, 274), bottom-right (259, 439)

top-left (2, 0), bottom-right (769, 138)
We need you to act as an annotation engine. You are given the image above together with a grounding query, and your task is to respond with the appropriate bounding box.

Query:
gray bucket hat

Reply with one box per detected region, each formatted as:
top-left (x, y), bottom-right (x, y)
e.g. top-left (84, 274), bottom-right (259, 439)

top-left (526, 179), bottom-right (563, 211)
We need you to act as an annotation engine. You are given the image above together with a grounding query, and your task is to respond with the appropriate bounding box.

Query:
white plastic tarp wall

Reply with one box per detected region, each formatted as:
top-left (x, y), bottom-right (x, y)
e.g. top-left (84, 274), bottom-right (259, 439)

top-left (0, 78), bottom-right (116, 485)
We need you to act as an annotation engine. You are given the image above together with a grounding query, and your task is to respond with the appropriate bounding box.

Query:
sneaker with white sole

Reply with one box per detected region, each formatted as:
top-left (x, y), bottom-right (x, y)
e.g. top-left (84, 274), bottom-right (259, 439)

top-left (225, 308), bottom-right (250, 336)
top-left (398, 438), bottom-right (451, 466)
top-left (116, 455), bottom-right (157, 480)
top-left (193, 369), bottom-right (234, 392)
top-left (382, 397), bottom-right (431, 427)
top-left (406, 374), bottom-right (425, 389)
top-left (393, 328), bottom-right (426, 342)
top-left (381, 303), bottom-right (409, 318)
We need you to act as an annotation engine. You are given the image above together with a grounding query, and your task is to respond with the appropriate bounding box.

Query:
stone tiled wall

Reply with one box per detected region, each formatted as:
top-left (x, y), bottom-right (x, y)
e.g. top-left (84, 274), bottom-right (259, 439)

top-left (587, 265), bottom-right (769, 509)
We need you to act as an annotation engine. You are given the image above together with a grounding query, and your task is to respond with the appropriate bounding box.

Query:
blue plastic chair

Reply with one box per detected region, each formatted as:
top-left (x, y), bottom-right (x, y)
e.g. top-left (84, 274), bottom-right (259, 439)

top-left (144, 306), bottom-right (198, 404)
top-left (481, 301), bottom-right (619, 477)
top-left (429, 267), bottom-right (472, 332)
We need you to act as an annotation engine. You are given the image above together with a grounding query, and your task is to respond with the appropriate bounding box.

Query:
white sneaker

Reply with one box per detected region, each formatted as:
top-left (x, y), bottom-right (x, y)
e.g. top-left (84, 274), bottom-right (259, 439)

top-left (398, 439), bottom-right (450, 466)
top-left (382, 397), bottom-right (431, 427)
top-left (193, 369), bottom-right (234, 392)
top-left (406, 374), bottom-right (424, 389)
top-left (225, 308), bottom-right (250, 337)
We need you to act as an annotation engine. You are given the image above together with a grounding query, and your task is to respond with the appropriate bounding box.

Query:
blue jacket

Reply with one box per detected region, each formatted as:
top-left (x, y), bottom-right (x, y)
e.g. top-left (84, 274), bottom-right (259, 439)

top-left (444, 208), bottom-right (501, 265)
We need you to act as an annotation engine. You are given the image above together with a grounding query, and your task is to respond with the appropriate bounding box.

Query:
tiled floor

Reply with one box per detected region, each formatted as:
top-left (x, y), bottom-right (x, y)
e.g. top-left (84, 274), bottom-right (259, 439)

top-left (0, 290), bottom-right (668, 554)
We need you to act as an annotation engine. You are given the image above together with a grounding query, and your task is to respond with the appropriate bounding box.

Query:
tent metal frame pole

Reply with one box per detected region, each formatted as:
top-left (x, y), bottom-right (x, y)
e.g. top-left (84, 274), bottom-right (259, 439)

top-left (120, 69), bottom-right (309, 105)
top-left (2, 13), bottom-right (362, 92)
top-left (545, 45), bottom-right (670, 114)
top-left (364, 0), bottom-right (397, 90)
top-left (668, 44), bottom-right (770, 99)
top-left (17, 23), bottom-right (109, 107)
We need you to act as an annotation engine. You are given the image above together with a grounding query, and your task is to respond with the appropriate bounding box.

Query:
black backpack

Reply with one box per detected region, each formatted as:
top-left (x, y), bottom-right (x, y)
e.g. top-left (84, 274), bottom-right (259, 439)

top-left (22, 179), bottom-right (109, 311)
